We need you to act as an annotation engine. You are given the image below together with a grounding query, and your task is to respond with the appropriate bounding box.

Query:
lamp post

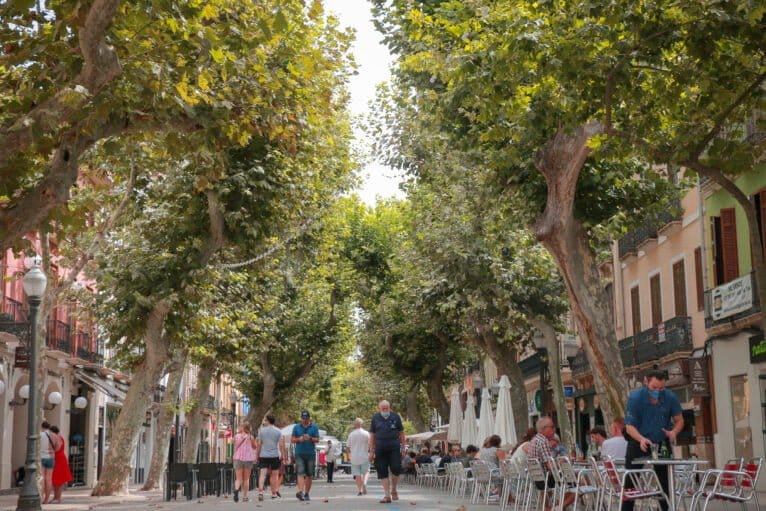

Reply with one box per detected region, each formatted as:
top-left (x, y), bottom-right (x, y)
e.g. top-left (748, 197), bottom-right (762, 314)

top-left (17, 261), bottom-right (47, 511)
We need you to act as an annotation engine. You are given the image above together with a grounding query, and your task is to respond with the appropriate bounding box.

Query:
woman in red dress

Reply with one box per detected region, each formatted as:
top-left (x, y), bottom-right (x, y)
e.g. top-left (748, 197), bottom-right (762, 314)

top-left (49, 425), bottom-right (73, 504)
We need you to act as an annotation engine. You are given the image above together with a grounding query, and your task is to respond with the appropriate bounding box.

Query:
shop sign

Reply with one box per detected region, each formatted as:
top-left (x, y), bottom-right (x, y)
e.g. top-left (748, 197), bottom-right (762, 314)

top-left (690, 357), bottom-right (710, 396)
top-left (534, 389), bottom-right (542, 413)
top-left (14, 346), bottom-right (29, 368)
top-left (749, 333), bottom-right (766, 364)
top-left (711, 274), bottom-right (753, 321)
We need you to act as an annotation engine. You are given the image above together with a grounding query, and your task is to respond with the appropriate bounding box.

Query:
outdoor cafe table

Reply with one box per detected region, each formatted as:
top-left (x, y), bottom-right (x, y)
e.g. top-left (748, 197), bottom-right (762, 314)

top-left (640, 458), bottom-right (708, 511)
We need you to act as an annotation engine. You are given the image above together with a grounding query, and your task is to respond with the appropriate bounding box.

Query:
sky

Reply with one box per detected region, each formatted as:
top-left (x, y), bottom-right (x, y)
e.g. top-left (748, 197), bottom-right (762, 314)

top-left (323, 0), bottom-right (405, 207)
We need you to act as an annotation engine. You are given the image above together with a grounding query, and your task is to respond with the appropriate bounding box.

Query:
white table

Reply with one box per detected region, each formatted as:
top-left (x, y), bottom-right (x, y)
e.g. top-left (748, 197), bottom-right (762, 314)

top-left (641, 458), bottom-right (708, 511)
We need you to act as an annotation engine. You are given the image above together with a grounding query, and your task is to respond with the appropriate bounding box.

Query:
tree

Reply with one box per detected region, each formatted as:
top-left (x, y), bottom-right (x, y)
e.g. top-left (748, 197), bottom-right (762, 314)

top-left (370, 0), bottom-right (699, 420)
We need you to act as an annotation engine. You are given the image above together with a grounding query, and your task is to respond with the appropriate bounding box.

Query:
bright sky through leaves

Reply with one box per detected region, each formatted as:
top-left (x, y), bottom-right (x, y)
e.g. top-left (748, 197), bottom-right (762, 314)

top-left (324, 0), bottom-right (404, 206)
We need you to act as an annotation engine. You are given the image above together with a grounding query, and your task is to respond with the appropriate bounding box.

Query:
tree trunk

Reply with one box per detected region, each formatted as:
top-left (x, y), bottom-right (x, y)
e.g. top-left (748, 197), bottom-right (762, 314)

top-left (141, 349), bottom-right (186, 491)
top-left (534, 122), bottom-right (626, 423)
top-left (469, 323), bottom-right (529, 440)
top-left (405, 382), bottom-right (428, 432)
top-left (423, 333), bottom-right (450, 421)
top-left (92, 300), bottom-right (172, 496)
top-left (182, 358), bottom-right (216, 463)
top-left (530, 318), bottom-right (575, 452)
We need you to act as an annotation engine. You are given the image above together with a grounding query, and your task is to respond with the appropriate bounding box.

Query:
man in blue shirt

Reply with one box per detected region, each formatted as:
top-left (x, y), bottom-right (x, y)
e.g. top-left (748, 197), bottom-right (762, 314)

top-left (291, 410), bottom-right (319, 501)
top-left (623, 369), bottom-right (684, 511)
top-left (368, 400), bottom-right (405, 504)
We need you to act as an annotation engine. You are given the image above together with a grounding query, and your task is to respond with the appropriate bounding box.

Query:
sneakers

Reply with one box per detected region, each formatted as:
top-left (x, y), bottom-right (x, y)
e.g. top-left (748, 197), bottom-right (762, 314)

top-left (304, 493), bottom-right (310, 501)
top-left (357, 492), bottom-right (363, 496)
top-left (276, 491), bottom-right (281, 498)
top-left (258, 492), bottom-right (264, 501)
top-left (271, 493), bottom-right (281, 499)
top-left (233, 488), bottom-right (239, 502)
top-left (297, 491), bottom-right (304, 501)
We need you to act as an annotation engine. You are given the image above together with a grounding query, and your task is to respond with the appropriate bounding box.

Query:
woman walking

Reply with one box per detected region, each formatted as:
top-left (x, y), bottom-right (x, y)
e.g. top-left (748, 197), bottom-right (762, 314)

top-left (49, 425), bottom-right (73, 504)
top-left (39, 421), bottom-right (60, 504)
top-left (231, 422), bottom-right (257, 502)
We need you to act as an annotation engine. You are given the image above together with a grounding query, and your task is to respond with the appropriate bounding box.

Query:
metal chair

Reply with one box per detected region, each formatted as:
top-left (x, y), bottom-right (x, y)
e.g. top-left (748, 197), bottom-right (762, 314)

top-left (165, 463), bottom-right (194, 501)
top-left (690, 457), bottom-right (762, 511)
top-left (470, 459), bottom-right (500, 504)
top-left (601, 455), bottom-right (669, 511)
top-left (557, 455), bottom-right (600, 511)
top-left (195, 462), bottom-right (220, 497)
top-left (525, 458), bottom-right (550, 511)
top-left (500, 458), bottom-right (527, 511)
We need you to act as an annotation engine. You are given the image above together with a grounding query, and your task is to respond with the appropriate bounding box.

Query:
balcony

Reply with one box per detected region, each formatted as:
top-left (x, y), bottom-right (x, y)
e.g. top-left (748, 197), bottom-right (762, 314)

top-left (618, 201), bottom-right (682, 260)
top-left (0, 312), bottom-right (29, 343)
top-left (704, 272), bottom-right (760, 330)
top-left (618, 336), bottom-right (635, 367)
top-left (2, 297), bottom-right (26, 322)
top-left (570, 350), bottom-right (590, 377)
top-left (621, 315), bottom-right (693, 368)
top-left (46, 319), bottom-right (72, 354)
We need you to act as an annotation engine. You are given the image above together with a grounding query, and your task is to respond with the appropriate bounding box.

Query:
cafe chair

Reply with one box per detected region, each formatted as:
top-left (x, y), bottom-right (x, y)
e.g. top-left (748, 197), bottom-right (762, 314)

top-left (470, 459), bottom-right (501, 504)
top-left (601, 455), bottom-right (669, 511)
top-left (165, 463), bottom-right (195, 501)
top-left (499, 459), bottom-right (527, 511)
top-left (557, 456), bottom-right (600, 511)
top-left (525, 458), bottom-right (551, 511)
top-left (195, 462), bottom-right (221, 497)
top-left (689, 457), bottom-right (762, 511)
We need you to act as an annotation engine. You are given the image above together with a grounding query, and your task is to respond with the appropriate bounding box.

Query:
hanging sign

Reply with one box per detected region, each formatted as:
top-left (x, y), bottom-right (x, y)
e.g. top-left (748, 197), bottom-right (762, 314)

top-left (690, 357), bottom-right (710, 396)
top-left (14, 346), bottom-right (29, 368)
top-left (711, 274), bottom-right (753, 321)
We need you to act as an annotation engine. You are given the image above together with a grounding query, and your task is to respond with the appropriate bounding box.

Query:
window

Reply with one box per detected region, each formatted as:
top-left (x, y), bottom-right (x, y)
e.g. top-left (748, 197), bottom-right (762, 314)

top-left (712, 208), bottom-right (739, 285)
top-left (672, 259), bottom-right (687, 317)
top-left (730, 374), bottom-right (753, 459)
top-left (650, 274), bottom-right (662, 326)
top-left (694, 247), bottom-right (704, 311)
top-left (630, 286), bottom-right (641, 335)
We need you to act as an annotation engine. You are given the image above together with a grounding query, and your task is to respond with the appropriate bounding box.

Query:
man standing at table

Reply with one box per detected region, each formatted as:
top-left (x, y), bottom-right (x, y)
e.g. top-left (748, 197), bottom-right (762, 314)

top-left (292, 410), bottom-right (319, 501)
top-left (369, 400), bottom-right (405, 504)
top-left (623, 369), bottom-right (684, 511)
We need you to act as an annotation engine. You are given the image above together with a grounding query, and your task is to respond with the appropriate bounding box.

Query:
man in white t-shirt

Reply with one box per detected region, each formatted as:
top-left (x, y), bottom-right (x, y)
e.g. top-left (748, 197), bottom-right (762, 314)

top-left (345, 417), bottom-right (371, 496)
top-left (601, 416), bottom-right (628, 460)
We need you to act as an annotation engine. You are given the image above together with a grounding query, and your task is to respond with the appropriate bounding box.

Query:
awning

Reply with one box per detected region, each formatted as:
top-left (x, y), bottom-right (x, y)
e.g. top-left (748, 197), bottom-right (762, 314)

top-left (405, 431), bottom-right (447, 442)
top-left (74, 369), bottom-right (127, 403)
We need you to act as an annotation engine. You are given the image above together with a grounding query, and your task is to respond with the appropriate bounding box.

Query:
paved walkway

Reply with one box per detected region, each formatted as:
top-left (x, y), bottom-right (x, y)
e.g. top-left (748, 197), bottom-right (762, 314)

top-left (0, 474), bottom-right (498, 511)
top-left (1, 474), bottom-right (764, 511)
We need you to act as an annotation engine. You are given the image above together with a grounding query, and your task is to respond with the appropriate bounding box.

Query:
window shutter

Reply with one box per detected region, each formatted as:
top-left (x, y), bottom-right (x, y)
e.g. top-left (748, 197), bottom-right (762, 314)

top-left (650, 274), bottom-right (662, 326)
top-left (720, 207), bottom-right (739, 283)
top-left (630, 286), bottom-right (641, 335)
top-left (694, 247), bottom-right (704, 311)
top-left (673, 259), bottom-right (687, 317)
top-left (760, 190), bottom-right (766, 256)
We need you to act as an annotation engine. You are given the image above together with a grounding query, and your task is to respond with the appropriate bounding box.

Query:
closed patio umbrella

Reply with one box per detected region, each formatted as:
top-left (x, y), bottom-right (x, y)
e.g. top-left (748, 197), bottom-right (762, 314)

top-left (476, 387), bottom-right (494, 446)
top-left (493, 374), bottom-right (517, 447)
top-left (461, 392), bottom-right (478, 449)
top-left (447, 386), bottom-right (463, 444)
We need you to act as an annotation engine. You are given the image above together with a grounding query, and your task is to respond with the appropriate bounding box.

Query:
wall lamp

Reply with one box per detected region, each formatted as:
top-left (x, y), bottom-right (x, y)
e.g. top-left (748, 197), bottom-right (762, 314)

top-left (43, 391), bottom-right (63, 411)
top-left (67, 396), bottom-right (89, 415)
top-left (9, 384), bottom-right (29, 407)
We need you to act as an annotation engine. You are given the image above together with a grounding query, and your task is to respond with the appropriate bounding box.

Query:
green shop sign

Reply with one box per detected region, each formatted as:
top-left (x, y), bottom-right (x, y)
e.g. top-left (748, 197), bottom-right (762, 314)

top-left (749, 334), bottom-right (766, 364)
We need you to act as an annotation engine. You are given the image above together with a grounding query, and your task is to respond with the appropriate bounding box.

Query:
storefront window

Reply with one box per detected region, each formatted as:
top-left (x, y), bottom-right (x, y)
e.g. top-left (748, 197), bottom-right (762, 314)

top-left (730, 374), bottom-right (753, 459)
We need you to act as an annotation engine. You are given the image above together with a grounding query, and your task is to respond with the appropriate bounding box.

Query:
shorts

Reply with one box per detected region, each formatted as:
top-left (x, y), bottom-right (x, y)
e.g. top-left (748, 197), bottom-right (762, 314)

top-left (41, 457), bottom-right (54, 470)
top-left (259, 457), bottom-right (281, 471)
top-left (295, 453), bottom-right (315, 477)
top-left (233, 459), bottom-right (254, 470)
top-left (374, 448), bottom-right (402, 479)
top-left (534, 473), bottom-right (556, 490)
top-left (351, 462), bottom-right (370, 476)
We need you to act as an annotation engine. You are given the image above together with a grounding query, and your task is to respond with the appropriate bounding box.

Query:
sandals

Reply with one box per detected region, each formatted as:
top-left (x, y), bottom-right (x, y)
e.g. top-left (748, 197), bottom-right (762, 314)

top-left (379, 496), bottom-right (392, 503)
top-left (391, 490), bottom-right (399, 501)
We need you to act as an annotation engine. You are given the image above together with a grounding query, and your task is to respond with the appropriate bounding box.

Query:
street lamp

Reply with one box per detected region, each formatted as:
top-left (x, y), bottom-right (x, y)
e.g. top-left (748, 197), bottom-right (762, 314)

top-left (17, 261), bottom-right (46, 511)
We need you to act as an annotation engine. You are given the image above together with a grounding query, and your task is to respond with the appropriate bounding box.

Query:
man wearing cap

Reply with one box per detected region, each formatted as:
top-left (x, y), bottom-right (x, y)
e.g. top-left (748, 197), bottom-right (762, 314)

top-left (369, 400), bottom-right (405, 504)
top-left (291, 410), bottom-right (320, 501)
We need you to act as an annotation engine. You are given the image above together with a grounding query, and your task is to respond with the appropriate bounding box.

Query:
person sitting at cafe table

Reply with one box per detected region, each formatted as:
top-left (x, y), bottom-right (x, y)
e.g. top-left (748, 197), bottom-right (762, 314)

top-left (623, 369), bottom-right (683, 511)
top-left (438, 444), bottom-right (464, 469)
top-left (415, 447), bottom-right (434, 464)
top-left (587, 427), bottom-right (608, 458)
top-left (601, 416), bottom-right (628, 460)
